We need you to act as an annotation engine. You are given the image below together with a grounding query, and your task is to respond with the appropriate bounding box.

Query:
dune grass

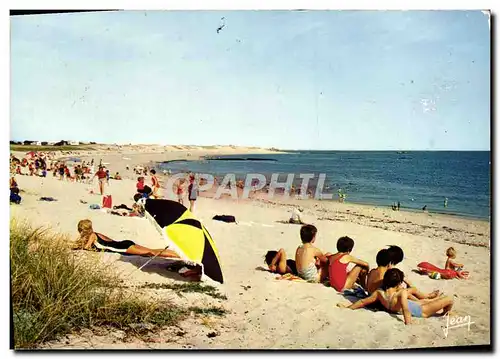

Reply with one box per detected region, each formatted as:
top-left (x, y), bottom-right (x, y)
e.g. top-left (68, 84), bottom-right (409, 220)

top-left (10, 220), bottom-right (226, 349)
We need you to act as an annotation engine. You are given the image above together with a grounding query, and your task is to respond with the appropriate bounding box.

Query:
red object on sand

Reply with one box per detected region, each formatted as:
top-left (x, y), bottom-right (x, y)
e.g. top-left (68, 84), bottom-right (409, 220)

top-left (102, 195), bottom-right (112, 208)
top-left (417, 262), bottom-right (458, 279)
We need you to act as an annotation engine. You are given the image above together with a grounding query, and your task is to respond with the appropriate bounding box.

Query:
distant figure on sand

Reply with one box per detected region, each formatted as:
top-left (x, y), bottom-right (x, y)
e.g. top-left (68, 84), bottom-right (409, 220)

top-left (445, 247), bottom-right (469, 278)
top-left (176, 178), bottom-right (185, 205)
top-left (265, 249), bottom-right (297, 275)
top-left (136, 177), bottom-right (152, 197)
top-left (74, 219), bottom-right (181, 258)
top-left (444, 198), bottom-right (448, 208)
top-left (93, 166), bottom-right (107, 195)
top-left (289, 207), bottom-right (304, 224)
top-left (397, 201), bottom-right (401, 211)
top-left (337, 268), bottom-right (454, 325)
top-left (188, 174), bottom-right (198, 212)
top-left (295, 225), bottom-right (331, 282)
top-left (150, 169), bottom-right (160, 198)
top-left (329, 236), bottom-right (369, 292)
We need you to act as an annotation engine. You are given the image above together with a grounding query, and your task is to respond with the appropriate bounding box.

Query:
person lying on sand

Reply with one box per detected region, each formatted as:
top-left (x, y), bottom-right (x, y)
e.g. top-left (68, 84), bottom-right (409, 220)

top-left (337, 268), bottom-right (453, 325)
top-left (329, 236), bottom-right (370, 292)
top-left (109, 203), bottom-right (144, 217)
top-left (295, 225), bottom-right (331, 282)
top-left (73, 219), bottom-right (180, 259)
top-left (265, 249), bottom-right (297, 275)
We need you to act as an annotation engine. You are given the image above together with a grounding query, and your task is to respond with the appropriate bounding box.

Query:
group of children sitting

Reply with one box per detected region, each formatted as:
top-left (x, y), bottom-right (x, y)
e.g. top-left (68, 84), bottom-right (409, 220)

top-left (265, 224), bottom-right (461, 325)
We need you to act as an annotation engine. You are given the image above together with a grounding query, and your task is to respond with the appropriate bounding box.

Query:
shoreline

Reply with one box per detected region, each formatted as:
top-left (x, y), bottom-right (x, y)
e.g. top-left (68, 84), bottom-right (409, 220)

top-left (12, 146), bottom-right (489, 223)
top-left (151, 153), bottom-right (489, 222)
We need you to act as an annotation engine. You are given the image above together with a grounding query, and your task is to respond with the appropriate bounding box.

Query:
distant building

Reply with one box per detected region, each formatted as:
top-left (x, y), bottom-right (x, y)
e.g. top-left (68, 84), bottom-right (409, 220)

top-left (35, 141), bottom-right (42, 146)
top-left (69, 141), bottom-right (79, 145)
top-left (23, 140), bottom-right (35, 145)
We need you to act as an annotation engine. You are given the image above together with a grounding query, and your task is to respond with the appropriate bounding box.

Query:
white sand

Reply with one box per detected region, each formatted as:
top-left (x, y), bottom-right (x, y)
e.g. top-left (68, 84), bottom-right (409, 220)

top-left (10, 148), bottom-right (490, 349)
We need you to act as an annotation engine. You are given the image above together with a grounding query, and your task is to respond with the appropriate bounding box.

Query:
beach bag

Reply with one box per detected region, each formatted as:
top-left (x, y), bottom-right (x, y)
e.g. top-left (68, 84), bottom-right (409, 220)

top-left (212, 215), bottom-right (236, 223)
top-left (102, 195), bottom-right (113, 209)
top-left (10, 192), bottom-right (21, 204)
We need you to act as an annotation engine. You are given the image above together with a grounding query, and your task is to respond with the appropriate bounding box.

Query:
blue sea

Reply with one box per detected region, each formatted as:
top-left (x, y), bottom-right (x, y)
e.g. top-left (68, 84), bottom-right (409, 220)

top-left (158, 151), bottom-right (491, 220)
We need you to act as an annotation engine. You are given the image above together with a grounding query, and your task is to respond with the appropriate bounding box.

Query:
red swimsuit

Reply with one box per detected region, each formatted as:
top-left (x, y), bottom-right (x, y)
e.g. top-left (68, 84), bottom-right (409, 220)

top-left (329, 253), bottom-right (349, 292)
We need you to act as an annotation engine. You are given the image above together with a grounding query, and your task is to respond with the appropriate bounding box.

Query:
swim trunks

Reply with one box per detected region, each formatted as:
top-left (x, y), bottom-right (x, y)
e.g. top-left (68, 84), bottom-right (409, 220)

top-left (297, 263), bottom-right (319, 282)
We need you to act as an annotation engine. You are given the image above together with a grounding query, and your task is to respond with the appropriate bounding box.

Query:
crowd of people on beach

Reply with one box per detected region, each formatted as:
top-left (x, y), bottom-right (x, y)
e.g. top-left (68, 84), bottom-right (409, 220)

top-left (264, 224), bottom-right (469, 325)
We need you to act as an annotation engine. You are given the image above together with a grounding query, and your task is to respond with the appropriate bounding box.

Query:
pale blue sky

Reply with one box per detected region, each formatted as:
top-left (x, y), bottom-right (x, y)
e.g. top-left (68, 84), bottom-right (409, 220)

top-left (10, 10), bottom-right (490, 150)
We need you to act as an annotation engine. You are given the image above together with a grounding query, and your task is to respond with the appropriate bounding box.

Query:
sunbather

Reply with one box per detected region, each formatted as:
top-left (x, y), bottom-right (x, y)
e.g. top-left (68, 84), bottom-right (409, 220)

top-left (74, 219), bottom-right (180, 258)
top-left (337, 268), bottom-right (453, 325)
top-left (265, 248), bottom-right (297, 275)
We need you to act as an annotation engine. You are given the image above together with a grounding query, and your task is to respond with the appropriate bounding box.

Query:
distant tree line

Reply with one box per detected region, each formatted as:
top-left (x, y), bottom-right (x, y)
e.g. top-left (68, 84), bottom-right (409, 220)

top-left (10, 140), bottom-right (97, 146)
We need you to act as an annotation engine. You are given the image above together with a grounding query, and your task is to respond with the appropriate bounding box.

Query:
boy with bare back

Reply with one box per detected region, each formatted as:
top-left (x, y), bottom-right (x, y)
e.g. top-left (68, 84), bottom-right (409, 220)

top-left (295, 225), bottom-right (331, 282)
top-left (367, 246), bottom-right (439, 299)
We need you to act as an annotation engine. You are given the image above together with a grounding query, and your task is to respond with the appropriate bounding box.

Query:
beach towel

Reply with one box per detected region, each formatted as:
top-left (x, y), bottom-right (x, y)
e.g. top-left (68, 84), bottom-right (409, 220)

top-left (276, 273), bottom-right (306, 282)
top-left (341, 286), bottom-right (385, 311)
top-left (10, 192), bottom-right (22, 204)
top-left (212, 215), bottom-right (236, 223)
top-left (416, 262), bottom-right (459, 279)
top-left (114, 204), bottom-right (133, 211)
top-left (39, 197), bottom-right (57, 202)
top-left (102, 195), bottom-right (113, 209)
top-left (343, 286), bottom-right (369, 299)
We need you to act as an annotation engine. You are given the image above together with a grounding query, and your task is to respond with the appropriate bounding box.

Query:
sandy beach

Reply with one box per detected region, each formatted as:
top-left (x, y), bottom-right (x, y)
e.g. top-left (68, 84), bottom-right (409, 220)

top-left (9, 147), bottom-right (490, 349)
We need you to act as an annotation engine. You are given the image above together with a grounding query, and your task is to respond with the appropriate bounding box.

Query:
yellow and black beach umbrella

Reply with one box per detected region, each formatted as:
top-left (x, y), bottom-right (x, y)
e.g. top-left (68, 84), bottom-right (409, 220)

top-left (144, 199), bottom-right (224, 284)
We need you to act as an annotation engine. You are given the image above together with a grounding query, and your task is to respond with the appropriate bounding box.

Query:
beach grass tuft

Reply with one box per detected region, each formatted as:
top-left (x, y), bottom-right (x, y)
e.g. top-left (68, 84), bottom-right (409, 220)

top-left (10, 219), bottom-right (226, 349)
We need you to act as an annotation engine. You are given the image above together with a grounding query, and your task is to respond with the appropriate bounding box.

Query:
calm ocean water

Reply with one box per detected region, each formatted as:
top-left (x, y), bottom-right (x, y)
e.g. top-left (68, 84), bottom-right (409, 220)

top-left (158, 151), bottom-right (491, 220)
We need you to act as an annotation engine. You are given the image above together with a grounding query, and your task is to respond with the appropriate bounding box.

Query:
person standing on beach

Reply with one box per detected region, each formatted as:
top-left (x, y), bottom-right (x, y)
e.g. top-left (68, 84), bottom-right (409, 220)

top-left (188, 174), bottom-right (198, 212)
top-left (150, 169), bottom-right (160, 198)
top-left (93, 166), bottom-right (107, 195)
top-left (175, 178), bottom-right (185, 205)
top-left (397, 201), bottom-right (401, 211)
top-left (444, 198), bottom-right (448, 208)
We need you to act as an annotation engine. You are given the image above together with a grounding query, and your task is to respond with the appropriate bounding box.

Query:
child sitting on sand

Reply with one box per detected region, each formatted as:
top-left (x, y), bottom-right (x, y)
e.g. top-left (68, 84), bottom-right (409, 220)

top-left (337, 268), bottom-right (453, 325)
top-left (386, 245), bottom-right (415, 288)
top-left (329, 236), bottom-right (370, 292)
top-left (366, 248), bottom-right (439, 300)
top-left (265, 249), bottom-right (297, 275)
top-left (295, 225), bottom-right (331, 282)
top-left (366, 248), bottom-right (393, 293)
top-left (445, 247), bottom-right (464, 271)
